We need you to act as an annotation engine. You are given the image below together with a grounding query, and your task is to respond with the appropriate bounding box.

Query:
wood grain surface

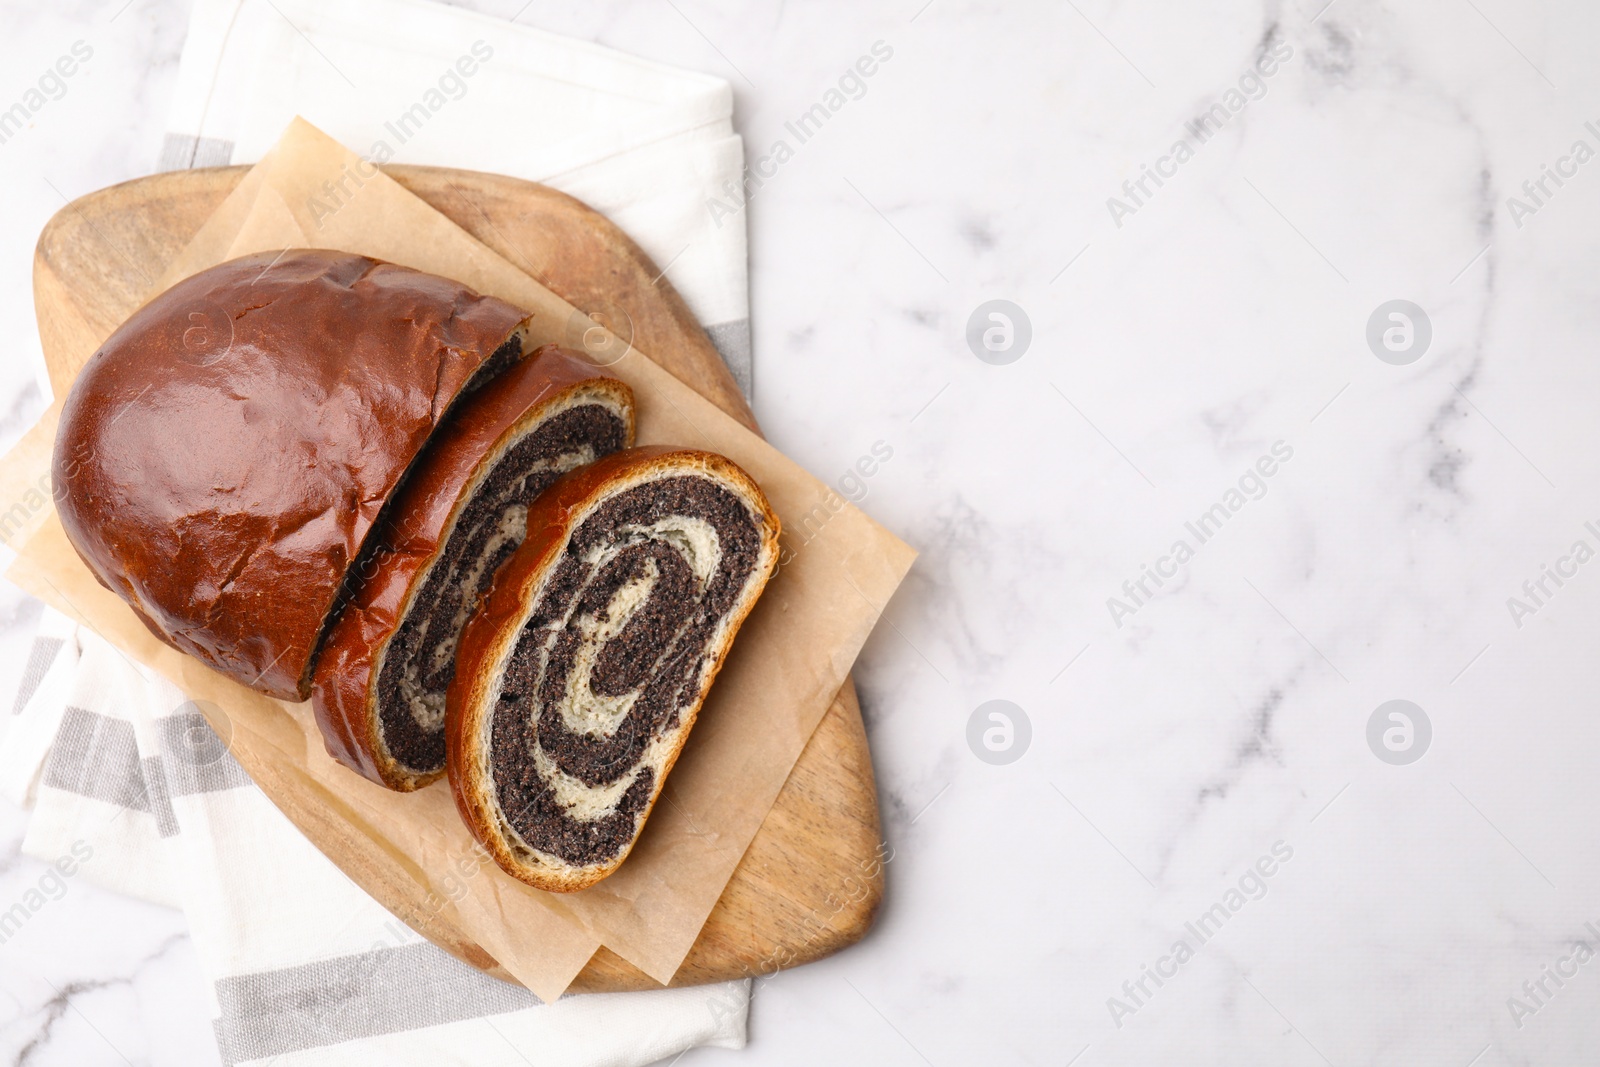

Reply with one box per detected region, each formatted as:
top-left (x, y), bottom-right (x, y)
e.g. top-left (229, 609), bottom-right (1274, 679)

top-left (31, 164), bottom-right (884, 992)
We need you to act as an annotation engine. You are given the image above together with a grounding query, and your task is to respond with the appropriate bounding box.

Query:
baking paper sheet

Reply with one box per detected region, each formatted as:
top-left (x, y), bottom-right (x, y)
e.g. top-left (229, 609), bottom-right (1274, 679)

top-left (4, 118), bottom-right (916, 1000)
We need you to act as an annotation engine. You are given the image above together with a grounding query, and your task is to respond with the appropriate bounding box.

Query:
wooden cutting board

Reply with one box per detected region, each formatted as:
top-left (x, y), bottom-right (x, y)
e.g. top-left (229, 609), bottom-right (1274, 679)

top-left (31, 164), bottom-right (884, 993)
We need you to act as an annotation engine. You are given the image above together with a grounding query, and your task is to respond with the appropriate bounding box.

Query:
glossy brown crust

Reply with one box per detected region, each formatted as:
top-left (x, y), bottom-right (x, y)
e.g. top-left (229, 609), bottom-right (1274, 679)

top-left (446, 446), bottom-right (782, 892)
top-left (311, 346), bottom-right (636, 791)
top-left (51, 249), bottom-right (529, 701)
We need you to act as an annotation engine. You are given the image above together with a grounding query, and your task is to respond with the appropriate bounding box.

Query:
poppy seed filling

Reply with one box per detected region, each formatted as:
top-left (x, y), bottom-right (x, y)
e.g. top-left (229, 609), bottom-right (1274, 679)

top-left (373, 403), bottom-right (628, 775)
top-left (488, 475), bottom-right (761, 867)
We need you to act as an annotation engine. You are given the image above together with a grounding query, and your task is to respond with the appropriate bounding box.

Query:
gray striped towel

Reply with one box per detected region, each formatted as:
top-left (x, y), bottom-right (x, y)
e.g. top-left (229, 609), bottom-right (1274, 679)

top-left (0, 609), bottom-right (748, 1066)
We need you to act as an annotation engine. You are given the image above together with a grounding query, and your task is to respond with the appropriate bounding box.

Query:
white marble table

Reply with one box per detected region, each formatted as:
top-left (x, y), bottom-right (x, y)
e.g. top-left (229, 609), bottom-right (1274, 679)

top-left (4, 0), bottom-right (1600, 1063)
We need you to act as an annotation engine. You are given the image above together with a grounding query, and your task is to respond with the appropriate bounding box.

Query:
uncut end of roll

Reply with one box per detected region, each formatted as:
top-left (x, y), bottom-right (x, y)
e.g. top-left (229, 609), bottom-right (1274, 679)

top-left (52, 250), bottom-right (538, 702)
top-left (313, 347), bottom-right (636, 792)
top-left (446, 446), bottom-right (781, 892)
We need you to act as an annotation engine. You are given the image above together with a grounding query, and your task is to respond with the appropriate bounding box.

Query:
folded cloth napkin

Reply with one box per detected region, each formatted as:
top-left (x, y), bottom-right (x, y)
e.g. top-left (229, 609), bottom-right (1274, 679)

top-left (0, 1), bottom-right (759, 1062)
top-left (0, 611), bottom-right (749, 1066)
top-left (159, 0), bottom-right (754, 398)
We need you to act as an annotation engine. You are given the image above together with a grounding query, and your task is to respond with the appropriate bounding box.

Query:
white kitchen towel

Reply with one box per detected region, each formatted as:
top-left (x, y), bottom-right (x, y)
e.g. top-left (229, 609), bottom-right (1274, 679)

top-left (0, 1), bottom-right (761, 1061)
top-left (157, 0), bottom-right (754, 398)
top-left (0, 611), bottom-right (750, 1066)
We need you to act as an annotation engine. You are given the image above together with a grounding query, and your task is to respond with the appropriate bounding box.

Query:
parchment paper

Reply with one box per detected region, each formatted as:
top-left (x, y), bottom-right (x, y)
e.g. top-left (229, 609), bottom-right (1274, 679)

top-left (4, 118), bottom-right (916, 1000)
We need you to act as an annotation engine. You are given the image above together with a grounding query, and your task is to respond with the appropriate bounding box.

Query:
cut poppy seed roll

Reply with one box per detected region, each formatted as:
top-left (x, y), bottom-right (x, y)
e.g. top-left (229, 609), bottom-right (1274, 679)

top-left (313, 345), bottom-right (635, 791)
top-left (446, 446), bottom-right (780, 892)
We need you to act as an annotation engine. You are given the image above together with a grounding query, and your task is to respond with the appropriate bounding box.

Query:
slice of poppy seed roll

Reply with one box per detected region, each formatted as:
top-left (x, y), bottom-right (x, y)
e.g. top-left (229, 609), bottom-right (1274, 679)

top-left (446, 446), bottom-right (780, 892)
top-left (312, 345), bottom-right (635, 791)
